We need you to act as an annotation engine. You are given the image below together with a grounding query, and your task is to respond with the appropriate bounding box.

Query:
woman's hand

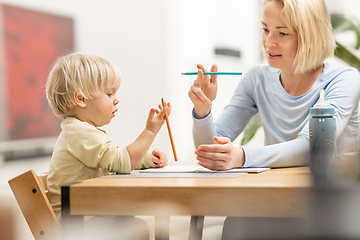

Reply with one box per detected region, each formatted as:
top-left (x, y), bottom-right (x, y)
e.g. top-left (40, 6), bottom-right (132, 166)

top-left (188, 64), bottom-right (218, 118)
top-left (151, 149), bottom-right (168, 167)
top-left (194, 136), bottom-right (245, 170)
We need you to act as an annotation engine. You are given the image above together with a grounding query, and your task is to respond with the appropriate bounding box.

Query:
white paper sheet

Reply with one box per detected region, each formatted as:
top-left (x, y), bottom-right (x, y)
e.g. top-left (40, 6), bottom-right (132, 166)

top-left (139, 165), bottom-right (269, 174)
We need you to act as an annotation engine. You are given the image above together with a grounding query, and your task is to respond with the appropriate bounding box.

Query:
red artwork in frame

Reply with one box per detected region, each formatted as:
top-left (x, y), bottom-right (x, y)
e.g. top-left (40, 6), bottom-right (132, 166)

top-left (0, 4), bottom-right (74, 141)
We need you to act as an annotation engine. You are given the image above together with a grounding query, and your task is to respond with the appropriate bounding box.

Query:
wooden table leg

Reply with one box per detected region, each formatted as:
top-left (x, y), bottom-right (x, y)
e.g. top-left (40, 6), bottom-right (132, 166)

top-left (61, 186), bottom-right (84, 240)
top-left (155, 216), bottom-right (170, 240)
top-left (189, 216), bottom-right (204, 240)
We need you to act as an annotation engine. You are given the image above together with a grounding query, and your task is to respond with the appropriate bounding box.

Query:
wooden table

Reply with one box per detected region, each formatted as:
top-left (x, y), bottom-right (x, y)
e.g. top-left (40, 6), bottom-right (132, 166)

top-left (61, 167), bottom-right (313, 239)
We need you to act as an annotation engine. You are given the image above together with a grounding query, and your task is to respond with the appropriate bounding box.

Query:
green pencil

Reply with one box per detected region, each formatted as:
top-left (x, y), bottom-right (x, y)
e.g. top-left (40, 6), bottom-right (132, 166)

top-left (181, 72), bottom-right (242, 75)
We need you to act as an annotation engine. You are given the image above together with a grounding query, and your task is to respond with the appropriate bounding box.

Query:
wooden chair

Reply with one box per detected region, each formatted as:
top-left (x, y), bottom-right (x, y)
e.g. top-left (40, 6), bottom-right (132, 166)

top-left (8, 169), bottom-right (61, 240)
top-left (0, 198), bottom-right (16, 240)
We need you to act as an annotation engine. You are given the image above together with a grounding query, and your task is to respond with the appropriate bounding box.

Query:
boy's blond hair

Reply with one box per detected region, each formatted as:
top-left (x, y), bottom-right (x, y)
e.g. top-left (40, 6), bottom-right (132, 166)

top-left (263, 0), bottom-right (336, 73)
top-left (46, 53), bottom-right (121, 118)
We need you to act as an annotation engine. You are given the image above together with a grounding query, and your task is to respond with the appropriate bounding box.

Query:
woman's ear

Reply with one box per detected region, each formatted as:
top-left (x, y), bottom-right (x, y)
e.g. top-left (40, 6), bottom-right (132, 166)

top-left (74, 90), bottom-right (87, 108)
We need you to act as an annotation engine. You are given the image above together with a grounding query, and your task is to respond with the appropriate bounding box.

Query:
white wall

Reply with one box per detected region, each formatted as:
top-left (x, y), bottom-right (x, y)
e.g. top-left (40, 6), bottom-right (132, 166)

top-left (0, 0), bottom-right (358, 163)
top-left (0, 0), bottom-right (261, 163)
top-left (0, 0), bottom-right (172, 158)
top-left (165, 0), bottom-right (262, 160)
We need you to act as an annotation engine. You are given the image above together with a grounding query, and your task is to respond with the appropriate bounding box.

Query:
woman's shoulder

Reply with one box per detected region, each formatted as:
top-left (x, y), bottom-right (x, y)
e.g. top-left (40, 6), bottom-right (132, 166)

top-left (323, 62), bottom-right (360, 78)
top-left (322, 63), bottom-right (360, 94)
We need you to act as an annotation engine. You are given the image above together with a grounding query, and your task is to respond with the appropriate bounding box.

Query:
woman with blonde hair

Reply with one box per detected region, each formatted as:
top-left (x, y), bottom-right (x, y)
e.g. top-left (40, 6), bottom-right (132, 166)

top-left (189, 0), bottom-right (360, 238)
top-left (189, 0), bottom-right (360, 171)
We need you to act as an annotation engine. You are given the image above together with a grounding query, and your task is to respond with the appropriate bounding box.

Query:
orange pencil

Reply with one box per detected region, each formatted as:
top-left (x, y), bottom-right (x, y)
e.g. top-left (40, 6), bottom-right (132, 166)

top-left (161, 98), bottom-right (178, 162)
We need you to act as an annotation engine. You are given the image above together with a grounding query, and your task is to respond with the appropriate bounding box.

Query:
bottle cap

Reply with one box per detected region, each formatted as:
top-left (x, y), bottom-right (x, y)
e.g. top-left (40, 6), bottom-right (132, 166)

top-left (310, 89), bottom-right (335, 116)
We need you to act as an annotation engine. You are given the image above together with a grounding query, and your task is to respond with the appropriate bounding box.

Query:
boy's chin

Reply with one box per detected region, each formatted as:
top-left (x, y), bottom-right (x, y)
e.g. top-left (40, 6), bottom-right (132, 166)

top-left (95, 120), bottom-right (111, 127)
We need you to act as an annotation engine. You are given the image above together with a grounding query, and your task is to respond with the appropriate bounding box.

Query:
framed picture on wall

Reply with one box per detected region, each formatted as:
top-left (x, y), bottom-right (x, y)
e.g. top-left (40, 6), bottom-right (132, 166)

top-left (0, 4), bottom-right (74, 160)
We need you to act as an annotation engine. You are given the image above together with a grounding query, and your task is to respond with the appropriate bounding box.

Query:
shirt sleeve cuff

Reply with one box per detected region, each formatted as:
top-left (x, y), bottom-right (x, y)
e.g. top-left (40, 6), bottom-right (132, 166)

top-left (134, 151), bottom-right (156, 170)
top-left (241, 147), bottom-right (251, 167)
top-left (192, 108), bottom-right (211, 120)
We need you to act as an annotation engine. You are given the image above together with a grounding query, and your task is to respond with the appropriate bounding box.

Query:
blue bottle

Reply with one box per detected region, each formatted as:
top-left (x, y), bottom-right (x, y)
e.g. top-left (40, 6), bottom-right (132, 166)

top-left (309, 90), bottom-right (337, 182)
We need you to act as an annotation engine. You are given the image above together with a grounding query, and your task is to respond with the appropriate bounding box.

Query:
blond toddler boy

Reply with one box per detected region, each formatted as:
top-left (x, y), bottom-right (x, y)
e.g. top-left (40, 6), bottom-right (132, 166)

top-left (45, 53), bottom-right (170, 239)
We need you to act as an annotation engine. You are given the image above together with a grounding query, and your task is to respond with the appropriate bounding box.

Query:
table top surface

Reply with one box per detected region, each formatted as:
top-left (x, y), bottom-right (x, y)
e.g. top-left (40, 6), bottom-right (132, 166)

top-left (72, 166), bottom-right (312, 188)
top-left (68, 166), bottom-right (314, 217)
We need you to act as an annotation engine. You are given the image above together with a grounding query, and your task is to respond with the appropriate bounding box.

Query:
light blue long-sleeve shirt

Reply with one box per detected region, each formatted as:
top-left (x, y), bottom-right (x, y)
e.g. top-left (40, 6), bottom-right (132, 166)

top-left (192, 63), bottom-right (360, 168)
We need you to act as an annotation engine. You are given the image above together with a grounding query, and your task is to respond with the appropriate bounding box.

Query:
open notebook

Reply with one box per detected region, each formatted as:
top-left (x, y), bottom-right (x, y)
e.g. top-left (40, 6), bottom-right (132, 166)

top-left (139, 165), bottom-right (269, 174)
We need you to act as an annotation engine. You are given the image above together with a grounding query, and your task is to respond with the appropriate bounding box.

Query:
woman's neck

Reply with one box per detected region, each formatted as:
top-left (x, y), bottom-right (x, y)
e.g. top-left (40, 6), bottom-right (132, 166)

top-left (280, 64), bottom-right (324, 96)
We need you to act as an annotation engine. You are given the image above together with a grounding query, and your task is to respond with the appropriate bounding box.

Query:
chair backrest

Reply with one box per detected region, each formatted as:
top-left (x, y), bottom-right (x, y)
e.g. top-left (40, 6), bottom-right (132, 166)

top-left (8, 169), bottom-right (61, 240)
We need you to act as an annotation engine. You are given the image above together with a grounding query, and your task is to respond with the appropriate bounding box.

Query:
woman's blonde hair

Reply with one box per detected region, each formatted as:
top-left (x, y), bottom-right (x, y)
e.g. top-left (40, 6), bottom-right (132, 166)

top-left (263, 0), bottom-right (336, 73)
top-left (46, 53), bottom-right (121, 118)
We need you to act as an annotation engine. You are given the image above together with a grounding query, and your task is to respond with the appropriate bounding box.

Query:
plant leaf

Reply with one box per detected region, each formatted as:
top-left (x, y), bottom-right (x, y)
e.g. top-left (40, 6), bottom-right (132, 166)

top-left (331, 13), bottom-right (360, 49)
top-left (334, 41), bottom-right (360, 71)
top-left (241, 113), bottom-right (262, 145)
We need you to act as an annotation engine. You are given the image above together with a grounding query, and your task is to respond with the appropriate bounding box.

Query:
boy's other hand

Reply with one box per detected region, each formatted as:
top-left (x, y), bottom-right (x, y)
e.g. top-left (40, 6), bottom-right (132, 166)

top-left (151, 149), bottom-right (168, 167)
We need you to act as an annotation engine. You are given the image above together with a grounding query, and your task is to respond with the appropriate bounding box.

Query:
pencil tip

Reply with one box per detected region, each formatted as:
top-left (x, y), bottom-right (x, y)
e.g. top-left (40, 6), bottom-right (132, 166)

top-left (181, 73), bottom-right (185, 75)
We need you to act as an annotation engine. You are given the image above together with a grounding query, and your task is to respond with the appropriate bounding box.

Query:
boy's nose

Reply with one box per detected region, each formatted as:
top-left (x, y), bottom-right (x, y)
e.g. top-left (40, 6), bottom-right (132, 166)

top-left (114, 97), bottom-right (119, 105)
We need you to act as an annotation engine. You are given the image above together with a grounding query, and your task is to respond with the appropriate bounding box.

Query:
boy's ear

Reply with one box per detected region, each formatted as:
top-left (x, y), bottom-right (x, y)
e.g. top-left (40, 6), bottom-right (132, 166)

top-left (74, 90), bottom-right (87, 108)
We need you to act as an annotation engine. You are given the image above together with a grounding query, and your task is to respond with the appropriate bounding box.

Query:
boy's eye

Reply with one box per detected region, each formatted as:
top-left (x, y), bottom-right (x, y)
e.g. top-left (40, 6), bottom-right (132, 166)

top-left (262, 28), bottom-right (269, 33)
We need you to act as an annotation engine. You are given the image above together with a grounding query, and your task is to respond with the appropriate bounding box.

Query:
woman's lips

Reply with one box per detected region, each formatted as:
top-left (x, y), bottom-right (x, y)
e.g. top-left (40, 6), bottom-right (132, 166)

top-left (267, 52), bottom-right (282, 59)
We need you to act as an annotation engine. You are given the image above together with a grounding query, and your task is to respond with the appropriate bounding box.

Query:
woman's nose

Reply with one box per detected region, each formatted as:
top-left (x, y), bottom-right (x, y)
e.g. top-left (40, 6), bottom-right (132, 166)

top-left (264, 33), bottom-right (277, 48)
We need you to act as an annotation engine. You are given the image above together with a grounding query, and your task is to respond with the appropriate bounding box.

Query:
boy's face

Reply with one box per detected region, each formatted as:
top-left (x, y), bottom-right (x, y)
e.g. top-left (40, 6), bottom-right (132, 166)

top-left (83, 87), bottom-right (119, 127)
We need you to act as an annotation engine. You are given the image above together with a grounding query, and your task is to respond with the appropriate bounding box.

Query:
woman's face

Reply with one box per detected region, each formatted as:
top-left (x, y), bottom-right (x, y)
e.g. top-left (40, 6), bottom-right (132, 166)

top-left (261, 1), bottom-right (298, 71)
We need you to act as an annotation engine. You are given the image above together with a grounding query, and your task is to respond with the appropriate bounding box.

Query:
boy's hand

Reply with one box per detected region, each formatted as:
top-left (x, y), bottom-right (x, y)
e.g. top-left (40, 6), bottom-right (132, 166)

top-left (146, 101), bottom-right (171, 134)
top-left (152, 149), bottom-right (168, 167)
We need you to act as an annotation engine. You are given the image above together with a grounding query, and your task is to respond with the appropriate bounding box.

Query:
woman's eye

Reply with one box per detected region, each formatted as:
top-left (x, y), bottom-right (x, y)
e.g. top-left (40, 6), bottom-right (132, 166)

top-left (280, 32), bottom-right (289, 36)
top-left (262, 28), bottom-right (269, 33)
